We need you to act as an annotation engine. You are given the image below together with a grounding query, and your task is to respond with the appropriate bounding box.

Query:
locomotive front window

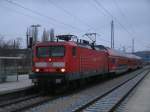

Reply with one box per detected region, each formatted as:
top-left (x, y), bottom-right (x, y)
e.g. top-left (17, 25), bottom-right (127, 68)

top-left (51, 46), bottom-right (65, 57)
top-left (37, 46), bottom-right (65, 57)
top-left (37, 47), bottom-right (49, 58)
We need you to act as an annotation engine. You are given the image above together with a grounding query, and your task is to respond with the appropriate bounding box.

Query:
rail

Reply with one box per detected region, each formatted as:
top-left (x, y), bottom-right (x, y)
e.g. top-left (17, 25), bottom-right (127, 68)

top-left (73, 69), bottom-right (149, 112)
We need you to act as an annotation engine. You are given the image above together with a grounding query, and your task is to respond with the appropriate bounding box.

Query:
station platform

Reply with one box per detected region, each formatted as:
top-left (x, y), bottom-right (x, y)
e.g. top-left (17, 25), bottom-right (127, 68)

top-left (122, 70), bottom-right (150, 112)
top-left (0, 75), bottom-right (33, 95)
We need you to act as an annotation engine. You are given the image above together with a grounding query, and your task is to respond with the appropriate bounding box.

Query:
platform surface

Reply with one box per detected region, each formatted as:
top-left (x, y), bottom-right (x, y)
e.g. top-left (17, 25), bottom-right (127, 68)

top-left (0, 75), bottom-right (33, 95)
top-left (123, 71), bottom-right (150, 112)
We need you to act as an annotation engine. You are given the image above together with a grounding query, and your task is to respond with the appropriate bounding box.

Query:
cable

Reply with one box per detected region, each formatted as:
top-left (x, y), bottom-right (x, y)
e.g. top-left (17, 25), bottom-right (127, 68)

top-left (113, 0), bottom-right (150, 47)
top-left (4, 0), bottom-right (84, 32)
top-left (93, 0), bottom-right (134, 38)
top-left (47, 0), bottom-right (106, 36)
top-left (87, 0), bottom-right (122, 46)
top-left (0, 4), bottom-right (56, 26)
top-left (112, 0), bottom-right (138, 37)
top-left (4, 0), bottom-right (113, 46)
top-left (113, 0), bottom-right (133, 28)
top-left (92, 0), bottom-right (150, 49)
top-left (47, 0), bottom-right (89, 28)
top-left (88, 0), bottom-right (108, 18)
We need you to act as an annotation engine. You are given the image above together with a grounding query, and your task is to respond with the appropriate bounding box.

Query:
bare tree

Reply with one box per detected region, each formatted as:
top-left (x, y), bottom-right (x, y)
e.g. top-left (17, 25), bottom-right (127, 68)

top-left (3, 39), bottom-right (14, 49)
top-left (15, 37), bottom-right (22, 49)
top-left (0, 36), bottom-right (22, 49)
top-left (0, 36), bottom-right (4, 48)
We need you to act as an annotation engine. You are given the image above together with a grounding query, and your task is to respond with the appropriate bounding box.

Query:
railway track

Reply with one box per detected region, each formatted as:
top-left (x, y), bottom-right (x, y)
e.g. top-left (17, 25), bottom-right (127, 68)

top-left (0, 67), bottom-right (149, 112)
top-left (73, 69), bottom-right (150, 112)
top-left (0, 86), bottom-right (34, 102)
top-left (0, 93), bottom-right (56, 112)
top-left (0, 85), bottom-right (54, 112)
top-left (24, 67), bottom-right (149, 112)
top-left (0, 83), bottom-right (70, 112)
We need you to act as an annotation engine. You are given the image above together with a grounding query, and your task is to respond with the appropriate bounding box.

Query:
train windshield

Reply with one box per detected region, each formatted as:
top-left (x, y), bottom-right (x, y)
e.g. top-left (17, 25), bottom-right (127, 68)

top-left (37, 46), bottom-right (65, 58)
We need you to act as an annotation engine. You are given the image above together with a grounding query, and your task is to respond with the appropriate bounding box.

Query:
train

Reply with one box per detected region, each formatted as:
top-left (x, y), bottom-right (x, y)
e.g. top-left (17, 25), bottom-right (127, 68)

top-left (29, 34), bottom-right (142, 87)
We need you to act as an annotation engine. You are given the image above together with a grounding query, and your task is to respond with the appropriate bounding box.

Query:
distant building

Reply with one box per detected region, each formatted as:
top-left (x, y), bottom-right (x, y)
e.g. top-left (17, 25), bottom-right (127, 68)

top-left (134, 51), bottom-right (150, 63)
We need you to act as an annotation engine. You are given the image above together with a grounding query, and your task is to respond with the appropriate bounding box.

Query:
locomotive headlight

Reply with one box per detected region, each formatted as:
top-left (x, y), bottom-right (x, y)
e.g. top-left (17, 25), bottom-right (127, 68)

top-left (52, 62), bottom-right (65, 67)
top-left (60, 68), bottom-right (66, 73)
top-left (35, 68), bottom-right (40, 72)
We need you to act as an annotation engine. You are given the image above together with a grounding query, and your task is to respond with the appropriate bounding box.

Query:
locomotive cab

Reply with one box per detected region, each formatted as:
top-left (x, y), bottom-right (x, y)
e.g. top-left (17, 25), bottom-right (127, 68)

top-left (29, 35), bottom-right (79, 86)
top-left (33, 45), bottom-right (66, 74)
top-left (30, 43), bottom-right (69, 84)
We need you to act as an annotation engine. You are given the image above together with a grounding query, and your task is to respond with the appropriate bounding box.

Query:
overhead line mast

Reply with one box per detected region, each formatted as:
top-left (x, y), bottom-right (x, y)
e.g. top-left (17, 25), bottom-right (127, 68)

top-left (111, 20), bottom-right (114, 48)
top-left (132, 38), bottom-right (135, 53)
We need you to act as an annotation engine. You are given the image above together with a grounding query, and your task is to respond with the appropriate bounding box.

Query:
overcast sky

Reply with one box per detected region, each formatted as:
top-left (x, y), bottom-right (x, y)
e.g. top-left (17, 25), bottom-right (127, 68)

top-left (0, 0), bottom-right (150, 52)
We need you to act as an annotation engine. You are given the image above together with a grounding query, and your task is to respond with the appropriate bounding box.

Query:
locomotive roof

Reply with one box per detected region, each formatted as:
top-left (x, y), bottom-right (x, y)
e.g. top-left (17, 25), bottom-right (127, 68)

top-left (35, 41), bottom-right (77, 47)
top-left (35, 41), bottom-right (96, 50)
top-left (34, 42), bottom-right (141, 60)
top-left (36, 41), bottom-right (108, 51)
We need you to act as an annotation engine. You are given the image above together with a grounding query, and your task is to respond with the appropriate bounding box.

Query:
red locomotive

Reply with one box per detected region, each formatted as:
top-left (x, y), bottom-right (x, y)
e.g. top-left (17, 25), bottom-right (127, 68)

top-left (29, 35), bottom-right (142, 86)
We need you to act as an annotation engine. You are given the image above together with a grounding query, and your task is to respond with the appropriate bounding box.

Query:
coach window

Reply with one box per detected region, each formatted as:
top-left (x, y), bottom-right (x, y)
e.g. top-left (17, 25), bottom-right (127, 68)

top-left (112, 58), bottom-right (116, 64)
top-left (72, 47), bottom-right (76, 56)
